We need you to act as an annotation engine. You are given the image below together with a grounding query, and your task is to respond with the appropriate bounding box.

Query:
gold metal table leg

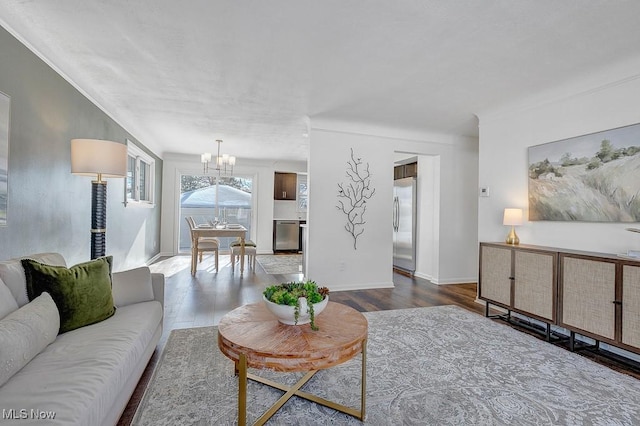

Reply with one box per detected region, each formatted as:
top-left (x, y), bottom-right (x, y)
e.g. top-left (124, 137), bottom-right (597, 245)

top-left (361, 338), bottom-right (367, 420)
top-left (239, 344), bottom-right (367, 424)
top-left (252, 370), bottom-right (317, 426)
top-left (238, 354), bottom-right (247, 426)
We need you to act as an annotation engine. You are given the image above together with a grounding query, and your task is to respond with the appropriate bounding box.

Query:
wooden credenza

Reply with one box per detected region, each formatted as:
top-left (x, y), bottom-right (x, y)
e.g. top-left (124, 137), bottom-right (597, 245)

top-left (479, 242), bottom-right (640, 355)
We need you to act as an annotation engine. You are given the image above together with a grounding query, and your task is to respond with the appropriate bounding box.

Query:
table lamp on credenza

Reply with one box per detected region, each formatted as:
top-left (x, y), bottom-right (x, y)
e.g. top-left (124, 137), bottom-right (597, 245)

top-left (71, 139), bottom-right (127, 259)
top-left (503, 208), bottom-right (523, 245)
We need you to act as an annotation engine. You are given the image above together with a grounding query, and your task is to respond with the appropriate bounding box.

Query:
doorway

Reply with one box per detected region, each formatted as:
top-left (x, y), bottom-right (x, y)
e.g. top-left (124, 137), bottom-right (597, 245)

top-left (393, 152), bottom-right (440, 281)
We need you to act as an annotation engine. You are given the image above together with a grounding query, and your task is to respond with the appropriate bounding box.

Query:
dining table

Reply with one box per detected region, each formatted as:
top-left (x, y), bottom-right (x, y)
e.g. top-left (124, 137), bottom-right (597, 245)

top-left (190, 224), bottom-right (248, 276)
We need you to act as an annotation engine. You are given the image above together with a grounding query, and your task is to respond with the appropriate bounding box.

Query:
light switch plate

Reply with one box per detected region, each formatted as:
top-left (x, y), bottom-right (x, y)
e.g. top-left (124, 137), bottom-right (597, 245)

top-left (479, 187), bottom-right (490, 197)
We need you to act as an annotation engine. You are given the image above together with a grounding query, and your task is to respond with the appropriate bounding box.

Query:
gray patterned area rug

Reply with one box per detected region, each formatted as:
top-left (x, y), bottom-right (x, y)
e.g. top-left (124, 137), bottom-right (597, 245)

top-left (132, 306), bottom-right (640, 425)
top-left (256, 254), bottom-right (302, 274)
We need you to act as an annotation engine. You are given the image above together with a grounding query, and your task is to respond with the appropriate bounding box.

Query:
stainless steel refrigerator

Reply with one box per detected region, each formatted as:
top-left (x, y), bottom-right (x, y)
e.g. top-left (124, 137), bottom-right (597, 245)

top-left (392, 177), bottom-right (417, 273)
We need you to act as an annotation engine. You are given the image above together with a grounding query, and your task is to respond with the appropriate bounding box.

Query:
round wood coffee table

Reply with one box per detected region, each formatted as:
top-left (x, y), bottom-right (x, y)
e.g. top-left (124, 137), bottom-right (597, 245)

top-left (218, 301), bottom-right (368, 426)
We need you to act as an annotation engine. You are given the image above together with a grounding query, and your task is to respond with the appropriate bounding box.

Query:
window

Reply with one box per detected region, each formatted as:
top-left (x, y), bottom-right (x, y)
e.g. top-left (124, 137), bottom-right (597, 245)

top-left (125, 140), bottom-right (155, 207)
top-left (297, 174), bottom-right (308, 212)
top-left (178, 174), bottom-right (253, 252)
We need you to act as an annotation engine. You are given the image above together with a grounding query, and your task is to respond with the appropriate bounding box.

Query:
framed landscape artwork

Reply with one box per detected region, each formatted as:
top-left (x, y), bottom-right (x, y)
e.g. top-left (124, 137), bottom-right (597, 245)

top-left (528, 122), bottom-right (640, 222)
top-left (0, 92), bottom-right (8, 226)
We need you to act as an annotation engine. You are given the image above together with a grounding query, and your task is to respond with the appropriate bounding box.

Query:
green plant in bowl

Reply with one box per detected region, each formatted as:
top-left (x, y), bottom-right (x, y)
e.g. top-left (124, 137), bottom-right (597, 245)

top-left (263, 280), bottom-right (330, 330)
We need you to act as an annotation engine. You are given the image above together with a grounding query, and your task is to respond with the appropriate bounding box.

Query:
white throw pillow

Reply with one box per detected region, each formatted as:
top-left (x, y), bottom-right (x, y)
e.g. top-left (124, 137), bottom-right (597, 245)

top-left (112, 266), bottom-right (154, 307)
top-left (0, 278), bottom-right (19, 319)
top-left (0, 292), bottom-right (59, 387)
top-left (0, 253), bottom-right (66, 307)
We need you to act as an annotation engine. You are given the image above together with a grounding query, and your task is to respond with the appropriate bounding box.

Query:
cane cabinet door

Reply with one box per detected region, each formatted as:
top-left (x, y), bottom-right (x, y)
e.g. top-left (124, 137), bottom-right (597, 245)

top-left (513, 250), bottom-right (556, 322)
top-left (560, 255), bottom-right (616, 341)
top-left (622, 265), bottom-right (640, 349)
top-left (479, 244), bottom-right (512, 307)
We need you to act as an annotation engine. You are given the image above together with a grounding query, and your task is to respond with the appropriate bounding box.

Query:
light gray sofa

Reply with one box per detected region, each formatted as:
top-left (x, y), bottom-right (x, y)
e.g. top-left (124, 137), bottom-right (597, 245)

top-left (0, 253), bottom-right (164, 425)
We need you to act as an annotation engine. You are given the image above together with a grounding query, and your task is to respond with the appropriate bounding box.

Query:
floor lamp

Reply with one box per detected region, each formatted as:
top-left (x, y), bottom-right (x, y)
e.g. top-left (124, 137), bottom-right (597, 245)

top-left (71, 139), bottom-right (127, 259)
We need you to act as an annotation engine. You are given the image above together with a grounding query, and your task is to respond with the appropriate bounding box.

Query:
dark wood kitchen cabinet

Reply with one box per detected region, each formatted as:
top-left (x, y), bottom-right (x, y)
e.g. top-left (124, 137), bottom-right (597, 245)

top-left (274, 172), bottom-right (297, 200)
top-left (394, 162), bottom-right (417, 180)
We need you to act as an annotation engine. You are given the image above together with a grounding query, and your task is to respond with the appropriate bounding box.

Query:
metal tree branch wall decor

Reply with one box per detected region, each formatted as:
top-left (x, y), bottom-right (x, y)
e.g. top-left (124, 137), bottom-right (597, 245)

top-left (336, 148), bottom-right (376, 249)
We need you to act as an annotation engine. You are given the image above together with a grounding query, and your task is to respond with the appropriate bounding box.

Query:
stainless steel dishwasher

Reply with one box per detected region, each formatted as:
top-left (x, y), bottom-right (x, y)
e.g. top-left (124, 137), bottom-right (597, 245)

top-left (274, 220), bottom-right (300, 251)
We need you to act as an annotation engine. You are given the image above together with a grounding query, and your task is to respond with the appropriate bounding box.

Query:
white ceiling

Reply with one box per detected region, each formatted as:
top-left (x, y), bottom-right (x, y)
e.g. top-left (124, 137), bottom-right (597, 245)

top-left (2, 1), bottom-right (640, 161)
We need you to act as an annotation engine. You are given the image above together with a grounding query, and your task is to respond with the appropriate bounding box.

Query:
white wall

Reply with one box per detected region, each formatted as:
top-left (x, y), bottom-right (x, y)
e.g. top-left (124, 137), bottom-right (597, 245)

top-left (415, 154), bottom-right (440, 281)
top-left (0, 27), bottom-right (162, 271)
top-left (307, 122), bottom-right (478, 290)
top-left (160, 153), bottom-right (306, 256)
top-left (477, 62), bottom-right (640, 255)
top-left (308, 129), bottom-right (395, 290)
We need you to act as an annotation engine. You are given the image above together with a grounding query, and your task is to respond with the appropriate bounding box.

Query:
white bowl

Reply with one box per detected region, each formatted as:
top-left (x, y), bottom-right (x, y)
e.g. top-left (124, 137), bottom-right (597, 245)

top-left (263, 295), bottom-right (329, 325)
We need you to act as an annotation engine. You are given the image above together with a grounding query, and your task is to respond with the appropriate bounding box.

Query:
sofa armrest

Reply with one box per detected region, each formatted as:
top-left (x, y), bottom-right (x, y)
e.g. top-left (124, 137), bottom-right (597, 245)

top-left (151, 273), bottom-right (165, 309)
top-left (112, 267), bottom-right (165, 308)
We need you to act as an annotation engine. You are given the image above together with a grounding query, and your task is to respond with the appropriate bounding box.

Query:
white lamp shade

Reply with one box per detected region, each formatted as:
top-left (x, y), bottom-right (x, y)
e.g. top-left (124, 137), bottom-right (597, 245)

top-left (71, 139), bottom-right (127, 178)
top-left (503, 208), bottom-right (523, 226)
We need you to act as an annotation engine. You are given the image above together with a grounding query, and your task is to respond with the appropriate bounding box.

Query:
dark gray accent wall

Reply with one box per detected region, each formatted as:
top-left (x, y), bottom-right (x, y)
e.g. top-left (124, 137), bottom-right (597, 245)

top-left (0, 26), bottom-right (162, 270)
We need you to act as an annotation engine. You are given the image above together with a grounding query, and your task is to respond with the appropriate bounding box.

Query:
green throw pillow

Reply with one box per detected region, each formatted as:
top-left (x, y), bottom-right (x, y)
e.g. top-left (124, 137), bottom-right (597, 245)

top-left (21, 256), bottom-right (116, 334)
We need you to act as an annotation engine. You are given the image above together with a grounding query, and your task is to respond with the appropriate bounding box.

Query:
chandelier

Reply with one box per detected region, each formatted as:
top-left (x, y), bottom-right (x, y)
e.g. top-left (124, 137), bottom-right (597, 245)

top-left (201, 139), bottom-right (235, 175)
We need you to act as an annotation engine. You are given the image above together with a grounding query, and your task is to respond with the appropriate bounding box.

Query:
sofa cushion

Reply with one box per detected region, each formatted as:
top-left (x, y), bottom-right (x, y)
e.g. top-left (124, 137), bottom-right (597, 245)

top-left (0, 300), bottom-right (162, 425)
top-left (0, 292), bottom-right (59, 387)
top-left (230, 238), bottom-right (257, 247)
top-left (0, 252), bottom-right (66, 307)
top-left (112, 266), bottom-right (154, 307)
top-left (22, 256), bottom-right (116, 334)
top-left (0, 277), bottom-right (18, 319)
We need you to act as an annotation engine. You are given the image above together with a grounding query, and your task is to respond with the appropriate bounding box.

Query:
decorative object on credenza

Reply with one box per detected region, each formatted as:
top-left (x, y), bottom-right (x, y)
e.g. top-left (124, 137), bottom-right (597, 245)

top-left (71, 139), bottom-right (127, 259)
top-left (263, 280), bottom-right (329, 330)
top-left (0, 91), bottom-right (9, 227)
top-left (503, 208), bottom-right (523, 245)
top-left (336, 147), bottom-right (376, 250)
top-left (528, 122), bottom-right (640, 222)
top-left (620, 227), bottom-right (640, 259)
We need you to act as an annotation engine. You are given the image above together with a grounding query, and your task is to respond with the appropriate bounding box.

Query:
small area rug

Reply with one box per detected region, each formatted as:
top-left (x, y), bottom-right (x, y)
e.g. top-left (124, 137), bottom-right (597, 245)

top-left (132, 306), bottom-right (640, 425)
top-left (256, 254), bottom-right (302, 274)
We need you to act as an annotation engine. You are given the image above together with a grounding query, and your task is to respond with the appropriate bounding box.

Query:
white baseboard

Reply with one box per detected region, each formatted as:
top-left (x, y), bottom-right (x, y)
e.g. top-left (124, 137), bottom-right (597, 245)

top-left (146, 252), bottom-right (172, 265)
top-left (413, 271), bottom-right (433, 281)
top-left (329, 281), bottom-right (395, 292)
top-left (431, 277), bottom-right (477, 285)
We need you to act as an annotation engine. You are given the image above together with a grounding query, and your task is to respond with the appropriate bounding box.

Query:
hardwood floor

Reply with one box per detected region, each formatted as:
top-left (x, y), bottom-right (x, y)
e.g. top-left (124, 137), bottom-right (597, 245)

top-left (145, 254), bottom-right (485, 337)
top-left (117, 253), bottom-right (639, 425)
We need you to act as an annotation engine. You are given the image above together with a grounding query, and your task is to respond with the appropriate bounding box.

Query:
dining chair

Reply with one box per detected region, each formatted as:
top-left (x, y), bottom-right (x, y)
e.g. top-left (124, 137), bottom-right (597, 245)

top-left (230, 238), bottom-right (257, 273)
top-left (186, 217), bottom-right (220, 272)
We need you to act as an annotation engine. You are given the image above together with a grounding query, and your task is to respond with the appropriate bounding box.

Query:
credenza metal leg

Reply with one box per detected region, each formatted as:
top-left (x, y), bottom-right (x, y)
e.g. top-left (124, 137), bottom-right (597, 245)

top-left (569, 331), bottom-right (575, 352)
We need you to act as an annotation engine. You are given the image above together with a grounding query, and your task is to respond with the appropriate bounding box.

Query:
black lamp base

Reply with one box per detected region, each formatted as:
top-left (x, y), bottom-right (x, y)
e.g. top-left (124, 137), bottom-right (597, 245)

top-left (91, 180), bottom-right (107, 259)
